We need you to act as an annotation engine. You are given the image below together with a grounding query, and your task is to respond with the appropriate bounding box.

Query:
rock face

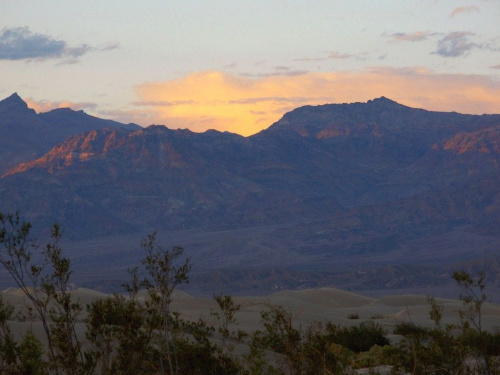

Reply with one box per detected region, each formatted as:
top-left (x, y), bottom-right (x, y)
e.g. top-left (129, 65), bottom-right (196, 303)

top-left (1, 94), bottom-right (500, 296)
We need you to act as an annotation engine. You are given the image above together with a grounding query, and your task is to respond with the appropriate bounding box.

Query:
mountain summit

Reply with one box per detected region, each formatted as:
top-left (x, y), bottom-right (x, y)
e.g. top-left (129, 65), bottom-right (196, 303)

top-left (0, 92), bottom-right (36, 116)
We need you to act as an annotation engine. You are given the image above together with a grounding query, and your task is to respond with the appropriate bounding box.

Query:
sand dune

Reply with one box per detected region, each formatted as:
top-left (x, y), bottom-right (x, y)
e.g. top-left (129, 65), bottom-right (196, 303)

top-left (2, 287), bottom-right (499, 332)
top-left (263, 287), bottom-right (375, 308)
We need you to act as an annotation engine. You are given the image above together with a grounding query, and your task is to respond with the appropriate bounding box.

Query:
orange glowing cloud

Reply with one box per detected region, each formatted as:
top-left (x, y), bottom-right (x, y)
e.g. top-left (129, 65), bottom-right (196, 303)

top-left (25, 97), bottom-right (96, 113)
top-left (450, 5), bottom-right (479, 17)
top-left (135, 69), bottom-right (500, 136)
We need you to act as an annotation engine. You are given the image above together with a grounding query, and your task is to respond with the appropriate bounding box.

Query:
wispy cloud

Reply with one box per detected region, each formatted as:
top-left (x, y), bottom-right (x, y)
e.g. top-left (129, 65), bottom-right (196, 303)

top-left (293, 51), bottom-right (360, 63)
top-left (0, 27), bottom-right (116, 62)
top-left (96, 108), bottom-right (155, 125)
top-left (24, 97), bottom-right (97, 113)
top-left (133, 69), bottom-right (500, 135)
top-left (228, 97), bottom-right (313, 105)
top-left (450, 5), bottom-right (479, 17)
top-left (328, 52), bottom-right (353, 59)
top-left (384, 30), bottom-right (488, 58)
top-left (274, 65), bottom-right (292, 70)
top-left (98, 43), bottom-right (119, 52)
top-left (490, 64), bottom-right (500, 70)
top-left (132, 100), bottom-right (195, 107)
top-left (240, 69), bottom-right (309, 78)
top-left (387, 31), bottom-right (436, 42)
top-left (434, 31), bottom-right (478, 57)
top-left (292, 57), bottom-right (326, 62)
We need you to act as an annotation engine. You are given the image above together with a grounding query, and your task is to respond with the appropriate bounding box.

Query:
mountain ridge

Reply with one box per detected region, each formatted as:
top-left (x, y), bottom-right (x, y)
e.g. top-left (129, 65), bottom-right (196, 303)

top-left (1, 93), bottom-right (499, 296)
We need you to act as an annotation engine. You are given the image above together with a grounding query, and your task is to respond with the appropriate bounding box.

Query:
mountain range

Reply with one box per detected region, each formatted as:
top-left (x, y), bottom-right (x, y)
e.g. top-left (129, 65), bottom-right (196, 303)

top-left (1, 93), bottom-right (499, 298)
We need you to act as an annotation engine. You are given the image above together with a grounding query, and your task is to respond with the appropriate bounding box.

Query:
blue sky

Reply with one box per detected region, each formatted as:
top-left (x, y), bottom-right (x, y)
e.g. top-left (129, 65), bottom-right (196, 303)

top-left (1, 0), bottom-right (500, 135)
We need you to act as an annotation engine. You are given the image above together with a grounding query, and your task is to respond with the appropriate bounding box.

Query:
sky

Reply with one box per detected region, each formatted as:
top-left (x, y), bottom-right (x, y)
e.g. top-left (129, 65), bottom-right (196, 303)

top-left (1, 0), bottom-right (500, 136)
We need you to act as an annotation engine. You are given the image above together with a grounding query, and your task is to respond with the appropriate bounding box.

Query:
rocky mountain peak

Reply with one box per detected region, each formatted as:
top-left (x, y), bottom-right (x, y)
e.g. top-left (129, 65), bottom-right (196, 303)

top-left (266, 97), bottom-right (415, 138)
top-left (368, 96), bottom-right (401, 106)
top-left (0, 92), bottom-right (36, 115)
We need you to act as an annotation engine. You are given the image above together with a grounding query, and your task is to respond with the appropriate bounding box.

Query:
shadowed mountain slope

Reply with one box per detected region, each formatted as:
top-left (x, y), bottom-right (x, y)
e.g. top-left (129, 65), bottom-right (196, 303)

top-left (1, 125), bottom-right (344, 236)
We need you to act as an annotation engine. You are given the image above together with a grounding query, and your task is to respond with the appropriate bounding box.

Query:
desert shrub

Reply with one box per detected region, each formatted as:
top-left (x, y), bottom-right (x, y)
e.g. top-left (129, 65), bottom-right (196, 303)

top-left (174, 338), bottom-right (241, 375)
top-left (86, 294), bottom-right (158, 374)
top-left (326, 320), bottom-right (390, 353)
top-left (0, 295), bottom-right (46, 374)
top-left (353, 344), bottom-right (400, 369)
top-left (251, 304), bottom-right (303, 375)
top-left (17, 333), bottom-right (46, 375)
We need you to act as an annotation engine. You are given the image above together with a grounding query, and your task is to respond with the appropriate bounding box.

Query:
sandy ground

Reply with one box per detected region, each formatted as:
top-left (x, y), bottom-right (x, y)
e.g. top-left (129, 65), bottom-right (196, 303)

top-left (182, 287), bottom-right (500, 333)
top-left (3, 286), bottom-right (499, 338)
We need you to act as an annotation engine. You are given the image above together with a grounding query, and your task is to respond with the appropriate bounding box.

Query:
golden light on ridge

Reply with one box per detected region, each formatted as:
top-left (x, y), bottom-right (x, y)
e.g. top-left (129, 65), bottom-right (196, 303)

top-left (133, 69), bottom-right (500, 136)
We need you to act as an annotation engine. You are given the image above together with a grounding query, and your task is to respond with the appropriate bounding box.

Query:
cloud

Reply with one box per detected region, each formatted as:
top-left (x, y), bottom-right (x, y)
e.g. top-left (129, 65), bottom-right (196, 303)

top-left (96, 108), bottom-right (156, 125)
top-left (292, 57), bottom-right (326, 62)
top-left (132, 100), bottom-right (195, 107)
top-left (434, 32), bottom-right (478, 57)
top-left (328, 52), bottom-right (353, 59)
top-left (240, 70), bottom-right (309, 78)
top-left (25, 98), bottom-right (148, 126)
top-left (450, 5), bottom-right (479, 17)
top-left (133, 69), bottom-right (500, 136)
top-left (490, 64), bottom-right (500, 70)
top-left (0, 27), bottom-right (114, 61)
top-left (228, 97), bottom-right (312, 105)
top-left (24, 98), bottom-right (97, 113)
top-left (294, 51), bottom-right (356, 62)
top-left (388, 31), bottom-right (435, 42)
top-left (98, 43), bottom-right (119, 52)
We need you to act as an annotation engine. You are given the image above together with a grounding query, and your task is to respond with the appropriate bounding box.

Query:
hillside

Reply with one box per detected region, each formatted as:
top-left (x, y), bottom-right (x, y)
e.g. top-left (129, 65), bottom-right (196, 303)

top-left (0, 94), bottom-right (499, 298)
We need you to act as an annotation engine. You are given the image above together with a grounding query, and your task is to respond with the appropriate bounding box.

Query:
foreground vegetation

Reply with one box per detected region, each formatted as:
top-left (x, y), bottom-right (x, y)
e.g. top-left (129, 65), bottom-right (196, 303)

top-left (0, 211), bottom-right (499, 374)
